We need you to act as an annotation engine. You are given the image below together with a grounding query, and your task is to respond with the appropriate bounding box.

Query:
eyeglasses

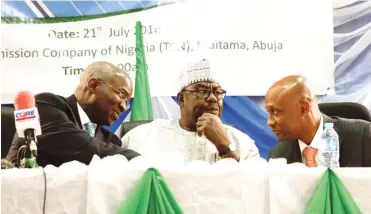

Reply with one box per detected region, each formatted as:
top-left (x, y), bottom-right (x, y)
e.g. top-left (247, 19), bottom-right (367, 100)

top-left (99, 80), bottom-right (131, 109)
top-left (182, 88), bottom-right (227, 100)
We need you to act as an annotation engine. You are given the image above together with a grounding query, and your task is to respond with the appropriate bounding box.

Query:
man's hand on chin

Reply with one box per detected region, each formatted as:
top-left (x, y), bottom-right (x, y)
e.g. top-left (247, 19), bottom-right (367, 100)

top-left (196, 113), bottom-right (240, 161)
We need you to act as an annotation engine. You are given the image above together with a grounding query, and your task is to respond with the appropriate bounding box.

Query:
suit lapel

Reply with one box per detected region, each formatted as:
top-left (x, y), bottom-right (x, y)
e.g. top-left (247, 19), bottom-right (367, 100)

top-left (278, 140), bottom-right (302, 164)
top-left (96, 126), bottom-right (122, 146)
top-left (322, 113), bottom-right (333, 125)
top-left (66, 95), bottom-right (83, 129)
top-left (290, 140), bottom-right (302, 163)
top-left (95, 125), bottom-right (105, 140)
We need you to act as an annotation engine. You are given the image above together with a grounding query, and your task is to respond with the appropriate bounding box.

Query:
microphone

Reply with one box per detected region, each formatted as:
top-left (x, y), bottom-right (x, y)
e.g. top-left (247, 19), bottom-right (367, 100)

top-left (14, 91), bottom-right (41, 168)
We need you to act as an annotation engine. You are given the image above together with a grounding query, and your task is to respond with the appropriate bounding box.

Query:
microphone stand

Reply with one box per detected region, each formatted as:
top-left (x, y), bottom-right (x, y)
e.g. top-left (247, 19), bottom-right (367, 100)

top-left (18, 129), bottom-right (38, 168)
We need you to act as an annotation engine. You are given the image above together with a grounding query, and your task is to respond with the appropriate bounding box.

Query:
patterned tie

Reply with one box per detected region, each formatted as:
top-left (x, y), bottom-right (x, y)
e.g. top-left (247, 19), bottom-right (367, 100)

top-left (84, 122), bottom-right (95, 137)
top-left (303, 147), bottom-right (318, 167)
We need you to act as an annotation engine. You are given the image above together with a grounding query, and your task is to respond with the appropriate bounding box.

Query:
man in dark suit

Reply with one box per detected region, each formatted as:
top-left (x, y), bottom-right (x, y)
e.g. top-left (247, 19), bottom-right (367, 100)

top-left (6, 61), bottom-right (140, 167)
top-left (266, 75), bottom-right (371, 167)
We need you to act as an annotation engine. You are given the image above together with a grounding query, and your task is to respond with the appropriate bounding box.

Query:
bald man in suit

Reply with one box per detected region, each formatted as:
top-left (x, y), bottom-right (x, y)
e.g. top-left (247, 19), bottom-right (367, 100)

top-left (7, 61), bottom-right (140, 167)
top-left (266, 75), bottom-right (371, 167)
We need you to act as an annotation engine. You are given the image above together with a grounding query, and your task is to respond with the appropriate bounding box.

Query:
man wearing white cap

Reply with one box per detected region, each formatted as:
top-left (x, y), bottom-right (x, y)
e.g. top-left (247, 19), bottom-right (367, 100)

top-left (121, 59), bottom-right (260, 164)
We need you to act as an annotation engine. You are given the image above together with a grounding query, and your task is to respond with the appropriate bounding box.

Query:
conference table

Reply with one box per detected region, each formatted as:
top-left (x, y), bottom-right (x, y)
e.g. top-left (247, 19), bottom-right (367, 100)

top-left (1, 156), bottom-right (371, 214)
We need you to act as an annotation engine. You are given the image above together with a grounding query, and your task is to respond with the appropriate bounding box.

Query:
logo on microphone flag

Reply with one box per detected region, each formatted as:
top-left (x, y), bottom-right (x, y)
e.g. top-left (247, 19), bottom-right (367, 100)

top-left (15, 110), bottom-right (36, 121)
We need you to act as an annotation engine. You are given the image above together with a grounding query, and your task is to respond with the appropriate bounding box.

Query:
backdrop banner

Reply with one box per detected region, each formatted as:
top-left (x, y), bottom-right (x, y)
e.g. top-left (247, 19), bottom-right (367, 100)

top-left (1, 0), bottom-right (334, 103)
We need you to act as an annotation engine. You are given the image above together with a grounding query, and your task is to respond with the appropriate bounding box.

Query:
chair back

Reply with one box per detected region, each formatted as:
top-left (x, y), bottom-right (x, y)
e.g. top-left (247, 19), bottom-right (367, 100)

top-left (319, 102), bottom-right (371, 122)
top-left (120, 120), bottom-right (153, 138)
top-left (1, 106), bottom-right (16, 158)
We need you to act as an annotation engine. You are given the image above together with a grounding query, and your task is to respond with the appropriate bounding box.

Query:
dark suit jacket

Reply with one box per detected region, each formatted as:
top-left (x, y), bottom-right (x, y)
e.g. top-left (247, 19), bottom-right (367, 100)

top-left (6, 93), bottom-right (140, 167)
top-left (268, 114), bottom-right (371, 167)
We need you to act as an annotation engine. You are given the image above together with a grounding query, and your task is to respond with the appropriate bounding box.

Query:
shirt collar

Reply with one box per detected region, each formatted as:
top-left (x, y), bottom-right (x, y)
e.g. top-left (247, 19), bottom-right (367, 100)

top-left (299, 114), bottom-right (324, 152)
top-left (173, 119), bottom-right (196, 136)
top-left (77, 102), bottom-right (92, 125)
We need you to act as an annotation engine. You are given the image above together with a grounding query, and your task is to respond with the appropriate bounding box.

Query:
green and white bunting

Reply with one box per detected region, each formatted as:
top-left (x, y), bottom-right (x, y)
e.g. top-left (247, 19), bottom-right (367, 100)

top-left (305, 169), bottom-right (362, 214)
top-left (116, 168), bottom-right (183, 214)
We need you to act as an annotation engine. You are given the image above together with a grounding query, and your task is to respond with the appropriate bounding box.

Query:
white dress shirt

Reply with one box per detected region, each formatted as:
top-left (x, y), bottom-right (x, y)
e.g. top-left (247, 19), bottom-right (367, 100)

top-left (77, 103), bottom-right (97, 134)
top-left (298, 115), bottom-right (324, 166)
top-left (121, 119), bottom-right (260, 165)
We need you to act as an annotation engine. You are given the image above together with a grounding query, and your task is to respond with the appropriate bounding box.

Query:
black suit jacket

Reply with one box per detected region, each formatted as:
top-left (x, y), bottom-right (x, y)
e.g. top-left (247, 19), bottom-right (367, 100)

top-left (6, 93), bottom-right (140, 167)
top-left (268, 114), bottom-right (371, 167)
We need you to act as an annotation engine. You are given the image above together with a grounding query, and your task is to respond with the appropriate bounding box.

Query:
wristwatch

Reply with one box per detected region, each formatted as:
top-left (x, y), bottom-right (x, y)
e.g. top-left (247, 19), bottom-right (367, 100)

top-left (218, 147), bottom-right (232, 156)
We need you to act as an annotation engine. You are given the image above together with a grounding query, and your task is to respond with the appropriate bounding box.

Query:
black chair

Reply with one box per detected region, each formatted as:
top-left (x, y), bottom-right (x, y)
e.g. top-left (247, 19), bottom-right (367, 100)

top-left (319, 102), bottom-right (371, 122)
top-left (1, 106), bottom-right (16, 158)
top-left (120, 120), bottom-right (152, 138)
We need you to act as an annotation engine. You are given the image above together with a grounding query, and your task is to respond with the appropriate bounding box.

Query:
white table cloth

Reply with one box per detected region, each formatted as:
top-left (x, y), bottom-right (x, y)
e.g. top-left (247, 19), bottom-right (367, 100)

top-left (1, 156), bottom-right (370, 214)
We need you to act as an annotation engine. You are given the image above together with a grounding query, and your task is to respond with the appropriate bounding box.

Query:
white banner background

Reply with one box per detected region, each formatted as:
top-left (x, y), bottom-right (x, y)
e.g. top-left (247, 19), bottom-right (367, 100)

top-left (0, 0), bottom-right (334, 103)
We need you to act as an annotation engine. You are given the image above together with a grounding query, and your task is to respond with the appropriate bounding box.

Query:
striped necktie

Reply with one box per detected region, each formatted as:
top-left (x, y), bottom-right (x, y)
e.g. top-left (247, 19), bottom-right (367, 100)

top-left (84, 122), bottom-right (95, 137)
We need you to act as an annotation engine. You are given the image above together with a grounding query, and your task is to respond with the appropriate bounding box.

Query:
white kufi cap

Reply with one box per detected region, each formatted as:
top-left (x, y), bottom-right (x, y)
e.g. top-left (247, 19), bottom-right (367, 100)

top-left (179, 59), bottom-right (217, 91)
